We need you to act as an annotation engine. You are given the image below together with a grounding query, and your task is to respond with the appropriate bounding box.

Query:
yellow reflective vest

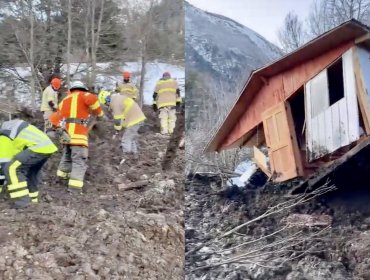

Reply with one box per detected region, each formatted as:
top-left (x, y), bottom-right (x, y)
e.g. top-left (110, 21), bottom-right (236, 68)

top-left (109, 94), bottom-right (146, 130)
top-left (0, 136), bottom-right (17, 163)
top-left (116, 82), bottom-right (138, 100)
top-left (153, 78), bottom-right (181, 109)
top-left (1, 120), bottom-right (57, 154)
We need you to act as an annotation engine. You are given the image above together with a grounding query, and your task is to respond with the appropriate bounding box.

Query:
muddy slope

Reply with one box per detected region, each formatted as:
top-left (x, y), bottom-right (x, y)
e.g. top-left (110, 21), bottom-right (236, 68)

top-left (185, 172), bottom-right (370, 280)
top-left (0, 106), bottom-right (184, 280)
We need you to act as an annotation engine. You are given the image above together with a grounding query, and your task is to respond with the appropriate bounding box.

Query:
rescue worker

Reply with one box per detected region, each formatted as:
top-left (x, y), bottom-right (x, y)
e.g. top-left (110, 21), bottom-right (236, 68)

top-left (50, 81), bottom-right (105, 193)
top-left (40, 77), bottom-right (62, 135)
top-left (116, 71), bottom-right (138, 100)
top-left (0, 120), bottom-right (57, 209)
top-left (153, 72), bottom-right (182, 135)
top-left (98, 90), bottom-right (146, 158)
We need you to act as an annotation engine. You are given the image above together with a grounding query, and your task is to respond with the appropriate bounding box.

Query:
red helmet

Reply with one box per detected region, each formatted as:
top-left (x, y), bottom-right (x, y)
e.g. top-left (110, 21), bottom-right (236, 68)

top-left (51, 77), bottom-right (61, 90)
top-left (162, 72), bottom-right (171, 78)
top-left (123, 71), bottom-right (130, 80)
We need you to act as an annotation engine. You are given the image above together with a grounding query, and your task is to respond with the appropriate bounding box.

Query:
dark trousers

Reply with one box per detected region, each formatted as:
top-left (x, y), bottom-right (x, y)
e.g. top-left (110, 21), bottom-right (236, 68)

top-left (4, 149), bottom-right (50, 208)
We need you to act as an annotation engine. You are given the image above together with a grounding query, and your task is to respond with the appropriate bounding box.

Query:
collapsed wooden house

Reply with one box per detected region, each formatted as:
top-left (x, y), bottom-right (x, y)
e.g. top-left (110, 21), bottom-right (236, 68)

top-left (206, 19), bottom-right (370, 186)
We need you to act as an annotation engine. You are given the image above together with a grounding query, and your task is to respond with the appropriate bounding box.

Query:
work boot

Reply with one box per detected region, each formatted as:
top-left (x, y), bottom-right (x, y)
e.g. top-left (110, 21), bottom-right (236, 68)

top-left (12, 196), bottom-right (31, 209)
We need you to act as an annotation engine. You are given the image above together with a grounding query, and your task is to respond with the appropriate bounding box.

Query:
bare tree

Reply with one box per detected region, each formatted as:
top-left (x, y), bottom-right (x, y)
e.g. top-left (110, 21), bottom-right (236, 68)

top-left (308, 0), bottom-right (370, 37)
top-left (278, 11), bottom-right (306, 53)
top-left (66, 0), bottom-right (72, 87)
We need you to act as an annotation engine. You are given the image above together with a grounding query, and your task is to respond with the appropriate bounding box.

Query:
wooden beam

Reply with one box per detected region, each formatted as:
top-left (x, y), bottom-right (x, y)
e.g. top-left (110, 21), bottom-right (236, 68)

top-left (355, 33), bottom-right (370, 44)
top-left (253, 146), bottom-right (272, 177)
top-left (352, 48), bottom-right (370, 134)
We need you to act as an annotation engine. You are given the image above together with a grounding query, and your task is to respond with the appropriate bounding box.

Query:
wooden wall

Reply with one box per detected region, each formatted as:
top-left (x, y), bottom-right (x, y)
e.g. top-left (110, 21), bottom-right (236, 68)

top-left (220, 41), bottom-right (354, 149)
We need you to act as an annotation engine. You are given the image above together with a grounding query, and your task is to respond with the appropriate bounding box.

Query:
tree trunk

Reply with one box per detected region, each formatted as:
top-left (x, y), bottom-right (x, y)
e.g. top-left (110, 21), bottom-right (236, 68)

top-left (90, 0), bottom-right (96, 89)
top-left (29, 0), bottom-right (35, 112)
top-left (67, 0), bottom-right (72, 87)
top-left (90, 0), bottom-right (105, 91)
top-left (138, 40), bottom-right (147, 108)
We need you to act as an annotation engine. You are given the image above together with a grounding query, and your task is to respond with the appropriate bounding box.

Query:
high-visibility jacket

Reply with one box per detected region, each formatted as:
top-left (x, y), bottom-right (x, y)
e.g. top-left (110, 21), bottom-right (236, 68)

top-left (40, 85), bottom-right (58, 112)
top-left (56, 90), bottom-right (104, 147)
top-left (116, 82), bottom-right (138, 100)
top-left (153, 78), bottom-right (181, 109)
top-left (109, 94), bottom-right (146, 130)
top-left (0, 120), bottom-right (57, 154)
top-left (0, 135), bottom-right (17, 163)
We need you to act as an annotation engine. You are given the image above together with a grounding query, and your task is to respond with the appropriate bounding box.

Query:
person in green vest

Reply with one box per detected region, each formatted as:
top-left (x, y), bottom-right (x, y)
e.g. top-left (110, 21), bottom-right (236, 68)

top-left (0, 119), bottom-right (58, 209)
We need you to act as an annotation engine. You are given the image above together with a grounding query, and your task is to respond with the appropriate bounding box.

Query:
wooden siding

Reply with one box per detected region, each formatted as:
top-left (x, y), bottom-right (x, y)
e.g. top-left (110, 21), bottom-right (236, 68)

top-left (220, 41), bottom-right (353, 150)
top-left (305, 48), bottom-right (359, 161)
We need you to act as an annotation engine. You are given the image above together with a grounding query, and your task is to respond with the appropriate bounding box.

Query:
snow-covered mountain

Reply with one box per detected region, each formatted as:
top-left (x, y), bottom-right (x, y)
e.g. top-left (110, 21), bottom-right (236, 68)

top-left (185, 1), bottom-right (282, 83)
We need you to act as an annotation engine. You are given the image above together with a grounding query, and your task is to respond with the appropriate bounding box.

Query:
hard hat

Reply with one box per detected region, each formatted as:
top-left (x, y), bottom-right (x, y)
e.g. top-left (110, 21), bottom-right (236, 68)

top-left (51, 78), bottom-right (61, 90)
top-left (98, 90), bottom-right (111, 105)
top-left (70, 81), bottom-right (88, 91)
top-left (123, 71), bottom-right (130, 80)
top-left (162, 72), bottom-right (171, 78)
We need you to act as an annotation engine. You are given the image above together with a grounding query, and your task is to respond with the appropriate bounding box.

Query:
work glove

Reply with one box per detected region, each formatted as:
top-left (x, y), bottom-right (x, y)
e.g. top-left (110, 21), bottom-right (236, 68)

top-left (176, 102), bottom-right (181, 112)
top-left (152, 104), bottom-right (158, 112)
top-left (97, 114), bottom-right (108, 121)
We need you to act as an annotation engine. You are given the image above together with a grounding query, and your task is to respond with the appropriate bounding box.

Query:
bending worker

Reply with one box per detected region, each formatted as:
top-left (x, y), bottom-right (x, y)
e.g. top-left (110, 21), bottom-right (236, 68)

top-left (98, 90), bottom-right (146, 158)
top-left (153, 72), bottom-right (182, 135)
top-left (0, 119), bottom-right (57, 209)
top-left (50, 81), bottom-right (105, 193)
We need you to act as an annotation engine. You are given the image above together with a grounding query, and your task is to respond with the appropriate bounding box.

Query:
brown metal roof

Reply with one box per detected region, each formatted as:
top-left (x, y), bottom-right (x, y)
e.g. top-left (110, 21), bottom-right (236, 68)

top-left (206, 19), bottom-right (370, 152)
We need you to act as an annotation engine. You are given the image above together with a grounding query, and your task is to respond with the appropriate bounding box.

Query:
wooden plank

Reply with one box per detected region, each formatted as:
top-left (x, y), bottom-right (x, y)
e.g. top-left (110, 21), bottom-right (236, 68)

top-left (318, 112), bottom-right (327, 158)
top-left (324, 109), bottom-right (334, 153)
top-left (310, 70), bottom-right (329, 118)
top-left (353, 47), bottom-right (370, 134)
top-left (331, 102), bottom-right (342, 152)
top-left (253, 146), bottom-right (272, 177)
top-left (305, 81), bottom-right (313, 162)
top-left (339, 98), bottom-right (350, 147)
top-left (355, 33), bottom-right (370, 44)
top-left (343, 48), bottom-right (360, 143)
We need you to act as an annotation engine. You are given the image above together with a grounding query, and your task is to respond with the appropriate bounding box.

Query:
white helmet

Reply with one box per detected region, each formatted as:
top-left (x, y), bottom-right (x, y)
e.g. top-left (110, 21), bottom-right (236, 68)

top-left (70, 81), bottom-right (88, 91)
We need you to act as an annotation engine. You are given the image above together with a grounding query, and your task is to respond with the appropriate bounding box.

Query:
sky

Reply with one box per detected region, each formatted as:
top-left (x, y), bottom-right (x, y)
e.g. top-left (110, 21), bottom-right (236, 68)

top-left (186, 0), bottom-right (314, 45)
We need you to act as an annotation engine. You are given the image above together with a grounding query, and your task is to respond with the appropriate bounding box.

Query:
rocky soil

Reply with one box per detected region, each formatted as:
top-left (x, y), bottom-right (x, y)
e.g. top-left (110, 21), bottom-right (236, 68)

top-left (0, 106), bottom-right (184, 280)
top-left (185, 168), bottom-right (370, 280)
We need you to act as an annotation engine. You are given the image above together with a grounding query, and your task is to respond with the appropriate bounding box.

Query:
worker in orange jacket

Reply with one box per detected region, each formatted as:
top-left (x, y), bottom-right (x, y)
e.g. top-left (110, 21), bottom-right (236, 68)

top-left (49, 81), bottom-right (105, 193)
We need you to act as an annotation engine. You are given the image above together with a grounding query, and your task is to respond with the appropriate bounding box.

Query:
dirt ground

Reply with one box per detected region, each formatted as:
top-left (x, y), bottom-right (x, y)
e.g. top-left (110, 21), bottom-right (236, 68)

top-left (0, 106), bottom-right (184, 280)
top-left (185, 166), bottom-right (370, 280)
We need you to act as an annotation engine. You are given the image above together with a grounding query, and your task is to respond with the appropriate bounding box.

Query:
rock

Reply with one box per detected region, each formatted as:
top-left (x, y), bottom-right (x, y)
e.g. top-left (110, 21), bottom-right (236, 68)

top-left (15, 245), bottom-right (28, 258)
top-left (96, 209), bottom-right (109, 221)
top-left (91, 256), bottom-right (105, 271)
top-left (140, 174), bottom-right (149, 180)
top-left (292, 256), bottom-right (349, 280)
top-left (34, 253), bottom-right (58, 268)
top-left (117, 183), bottom-right (128, 191)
